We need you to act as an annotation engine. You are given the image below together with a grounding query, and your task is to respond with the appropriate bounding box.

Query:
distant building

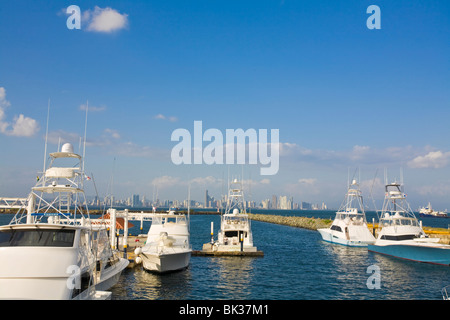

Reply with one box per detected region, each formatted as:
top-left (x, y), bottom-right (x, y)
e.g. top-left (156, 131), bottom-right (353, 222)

top-left (301, 201), bottom-right (311, 210)
top-left (132, 194), bottom-right (140, 207)
top-left (272, 195), bottom-right (278, 209)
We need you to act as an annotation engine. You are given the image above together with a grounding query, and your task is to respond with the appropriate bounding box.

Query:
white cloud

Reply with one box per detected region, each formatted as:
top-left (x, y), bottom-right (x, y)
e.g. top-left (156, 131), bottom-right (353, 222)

top-left (279, 142), bottom-right (424, 168)
top-left (151, 176), bottom-right (181, 189)
top-left (415, 181), bottom-right (450, 196)
top-left (0, 87), bottom-right (39, 137)
top-left (407, 150), bottom-right (450, 169)
top-left (0, 87), bottom-right (10, 108)
top-left (8, 115), bottom-right (40, 137)
top-left (154, 114), bottom-right (178, 122)
top-left (190, 176), bottom-right (220, 186)
top-left (298, 178), bottom-right (317, 185)
top-left (104, 128), bottom-right (120, 139)
top-left (154, 114), bottom-right (166, 120)
top-left (84, 6), bottom-right (128, 33)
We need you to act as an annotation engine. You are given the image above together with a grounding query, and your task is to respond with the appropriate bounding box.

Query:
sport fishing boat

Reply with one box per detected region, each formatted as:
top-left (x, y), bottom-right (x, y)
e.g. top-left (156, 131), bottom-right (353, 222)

top-left (318, 179), bottom-right (376, 246)
top-left (135, 209), bottom-right (191, 273)
top-left (202, 178), bottom-right (259, 254)
top-left (0, 142), bottom-right (128, 299)
top-left (368, 180), bottom-right (450, 266)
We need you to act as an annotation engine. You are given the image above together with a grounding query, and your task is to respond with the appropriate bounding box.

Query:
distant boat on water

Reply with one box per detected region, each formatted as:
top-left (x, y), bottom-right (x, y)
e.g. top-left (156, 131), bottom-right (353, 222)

top-left (419, 202), bottom-right (449, 218)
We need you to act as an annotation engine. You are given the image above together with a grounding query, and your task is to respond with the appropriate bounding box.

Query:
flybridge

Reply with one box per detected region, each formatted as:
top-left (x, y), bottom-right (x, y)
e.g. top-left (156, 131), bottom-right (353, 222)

top-left (170, 121), bottom-right (280, 175)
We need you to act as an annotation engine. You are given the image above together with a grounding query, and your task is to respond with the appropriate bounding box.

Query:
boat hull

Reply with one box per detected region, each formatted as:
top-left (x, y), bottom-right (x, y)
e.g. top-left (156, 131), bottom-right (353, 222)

top-left (368, 243), bottom-right (450, 266)
top-left (141, 250), bottom-right (191, 273)
top-left (95, 258), bottom-right (129, 292)
top-left (318, 228), bottom-right (375, 247)
top-left (419, 213), bottom-right (449, 218)
top-left (0, 246), bottom-right (85, 299)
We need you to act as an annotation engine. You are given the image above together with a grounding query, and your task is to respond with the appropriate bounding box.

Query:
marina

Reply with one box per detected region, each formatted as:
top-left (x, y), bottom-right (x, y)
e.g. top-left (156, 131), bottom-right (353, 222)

top-left (111, 212), bottom-right (449, 300)
top-left (0, 209), bottom-right (449, 300)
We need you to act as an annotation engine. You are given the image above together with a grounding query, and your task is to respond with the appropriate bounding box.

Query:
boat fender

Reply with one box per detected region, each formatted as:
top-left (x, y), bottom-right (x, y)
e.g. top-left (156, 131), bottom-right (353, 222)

top-left (134, 247), bottom-right (142, 255)
top-left (135, 256), bottom-right (142, 264)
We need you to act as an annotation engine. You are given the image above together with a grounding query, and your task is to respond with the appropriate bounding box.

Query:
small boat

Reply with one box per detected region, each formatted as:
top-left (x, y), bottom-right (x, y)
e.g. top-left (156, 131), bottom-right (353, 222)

top-left (368, 180), bottom-right (450, 266)
top-left (419, 202), bottom-right (449, 218)
top-left (201, 178), bottom-right (260, 254)
top-left (318, 179), bottom-right (376, 246)
top-left (135, 209), bottom-right (191, 273)
top-left (0, 142), bottom-right (128, 299)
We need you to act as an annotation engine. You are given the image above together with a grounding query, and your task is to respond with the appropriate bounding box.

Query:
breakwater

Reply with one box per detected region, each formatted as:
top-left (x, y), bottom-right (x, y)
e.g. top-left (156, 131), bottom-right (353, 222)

top-left (248, 213), bottom-right (332, 230)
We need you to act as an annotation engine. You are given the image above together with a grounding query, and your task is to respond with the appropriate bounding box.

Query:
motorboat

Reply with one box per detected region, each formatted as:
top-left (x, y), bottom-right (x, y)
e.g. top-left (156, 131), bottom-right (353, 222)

top-left (368, 179), bottom-right (450, 266)
top-left (0, 142), bottom-right (128, 299)
top-left (202, 178), bottom-right (258, 253)
top-left (318, 179), bottom-right (376, 246)
top-left (135, 209), bottom-right (191, 273)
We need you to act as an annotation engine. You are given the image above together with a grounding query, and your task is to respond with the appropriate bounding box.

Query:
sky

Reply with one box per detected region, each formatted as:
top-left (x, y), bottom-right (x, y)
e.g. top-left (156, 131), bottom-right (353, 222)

top-left (0, 0), bottom-right (449, 210)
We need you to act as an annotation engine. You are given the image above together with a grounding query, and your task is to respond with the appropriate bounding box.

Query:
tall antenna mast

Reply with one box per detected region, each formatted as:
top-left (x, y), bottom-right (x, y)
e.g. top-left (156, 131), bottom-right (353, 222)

top-left (82, 100), bottom-right (88, 173)
top-left (187, 183), bottom-right (191, 232)
top-left (42, 99), bottom-right (50, 175)
top-left (400, 167), bottom-right (404, 186)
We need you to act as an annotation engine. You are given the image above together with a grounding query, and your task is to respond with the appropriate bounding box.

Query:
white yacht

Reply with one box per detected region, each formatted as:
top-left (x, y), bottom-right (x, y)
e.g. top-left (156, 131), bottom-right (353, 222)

top-left (368, 180), bottom-right (450, 265)
top-left (318, 179), bottom-right (376, 246)
top-left (135, 209), bottom-right (191, 273)
top-left (0, 143), bottom-right (128, 299)
top-left (202, 178), bottom-right (258, 253)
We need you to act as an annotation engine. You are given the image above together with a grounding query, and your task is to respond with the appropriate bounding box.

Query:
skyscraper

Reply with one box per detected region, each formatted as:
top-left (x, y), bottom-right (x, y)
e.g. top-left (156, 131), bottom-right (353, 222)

top-left (272, 195), bottom-right (278, 209)
top-left (132, 194), bottom-right (140, 207)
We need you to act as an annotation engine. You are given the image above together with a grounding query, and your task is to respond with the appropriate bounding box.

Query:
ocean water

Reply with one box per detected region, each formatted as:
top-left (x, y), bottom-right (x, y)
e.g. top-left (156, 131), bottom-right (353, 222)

top-left (1, 212), bottom-right (449, 301)
top-left (110, 212), bottom-right (450, 300)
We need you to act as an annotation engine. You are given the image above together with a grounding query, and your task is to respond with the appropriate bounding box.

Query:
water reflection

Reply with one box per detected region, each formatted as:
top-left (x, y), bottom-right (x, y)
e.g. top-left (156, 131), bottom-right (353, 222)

top-left (112, 267), bottom-right (193, 300)
top-left (208, 257), bottom-right (254, 300)
top-left (106, 214), bottom-right (450, 300)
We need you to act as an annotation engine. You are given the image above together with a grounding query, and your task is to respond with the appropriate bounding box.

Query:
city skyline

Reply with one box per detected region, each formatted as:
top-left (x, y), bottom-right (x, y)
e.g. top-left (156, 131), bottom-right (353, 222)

top-left (86, 189), bottom-right (330, 211)
top-left (1, 1), bottom-right (449, 211)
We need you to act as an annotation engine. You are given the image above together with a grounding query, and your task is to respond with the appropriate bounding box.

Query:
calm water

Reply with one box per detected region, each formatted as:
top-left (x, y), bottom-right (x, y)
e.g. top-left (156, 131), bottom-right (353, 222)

top-left (1, 212), bottom-right (449, 300)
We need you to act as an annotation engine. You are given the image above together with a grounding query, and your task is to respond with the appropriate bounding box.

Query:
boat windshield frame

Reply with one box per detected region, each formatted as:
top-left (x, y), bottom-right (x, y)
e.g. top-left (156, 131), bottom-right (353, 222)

top-left (0, 227), bottom-right (76, 247)
top-left (150, 213), bottom-right (188, 226)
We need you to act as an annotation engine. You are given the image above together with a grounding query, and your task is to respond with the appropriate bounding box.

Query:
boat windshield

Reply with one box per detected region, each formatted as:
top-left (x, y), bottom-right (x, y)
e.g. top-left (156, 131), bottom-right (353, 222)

top-left (0, 229), bottom-right (75, 247)
top-left (380, 216), bottom-right (419, 227)
top-left (224, 215), bottom-right (247, 224)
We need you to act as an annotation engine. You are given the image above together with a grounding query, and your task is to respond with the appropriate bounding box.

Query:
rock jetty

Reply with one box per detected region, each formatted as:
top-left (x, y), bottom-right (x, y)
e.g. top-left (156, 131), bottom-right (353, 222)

top-left (247, 213), bottom-right (332, 231)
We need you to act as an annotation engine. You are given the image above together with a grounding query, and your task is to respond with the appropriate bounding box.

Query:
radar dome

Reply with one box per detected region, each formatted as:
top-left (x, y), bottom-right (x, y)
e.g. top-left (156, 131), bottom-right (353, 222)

top-left (61, 143), bottom-right (74, 153)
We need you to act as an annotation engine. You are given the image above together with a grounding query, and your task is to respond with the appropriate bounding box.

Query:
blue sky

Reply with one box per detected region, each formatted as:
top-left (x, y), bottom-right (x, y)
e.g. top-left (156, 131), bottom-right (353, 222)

top-left (1, 0), bottom-right (449, 210)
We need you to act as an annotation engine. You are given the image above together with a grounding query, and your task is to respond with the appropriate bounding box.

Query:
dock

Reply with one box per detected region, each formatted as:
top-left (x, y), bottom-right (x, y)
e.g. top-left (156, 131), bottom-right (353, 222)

top-left (192, 250), bottom-right (264, 257)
